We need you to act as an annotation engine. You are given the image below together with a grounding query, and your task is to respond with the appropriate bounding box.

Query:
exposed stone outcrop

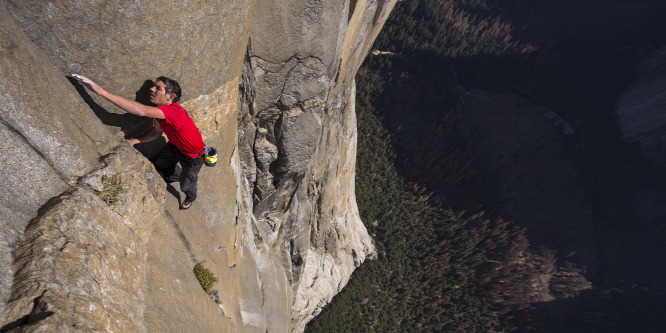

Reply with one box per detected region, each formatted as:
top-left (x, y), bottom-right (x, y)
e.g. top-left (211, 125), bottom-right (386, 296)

top-left (239, 0), bottom-right (396, 330)
top-left (2, 147), bottom-right (163, 332)
top-left (0, 0), bottom-right (395, 331)
top-left (0, 5), bottom-right (119, 317)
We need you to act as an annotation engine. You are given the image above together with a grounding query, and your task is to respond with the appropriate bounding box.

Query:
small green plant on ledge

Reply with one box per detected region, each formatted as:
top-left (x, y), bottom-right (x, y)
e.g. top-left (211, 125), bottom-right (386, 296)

top-left (193, 260), bottom-right (218, 293)
top-left (98, 174), bottom-right (127, 204)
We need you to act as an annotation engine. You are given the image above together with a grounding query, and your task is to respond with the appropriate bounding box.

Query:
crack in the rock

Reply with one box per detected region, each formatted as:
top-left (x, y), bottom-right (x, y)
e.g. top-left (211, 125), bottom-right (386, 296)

top-left (250, 54), bottom-right (329, 110)
top-left (65, 107), bottom-right (110, 156)
top-left (0, 116), bottom-right (74, 186)
top-left (250, 53), bottom-right (326, 68)
top-left (164, 210), bottom-right (199, 265)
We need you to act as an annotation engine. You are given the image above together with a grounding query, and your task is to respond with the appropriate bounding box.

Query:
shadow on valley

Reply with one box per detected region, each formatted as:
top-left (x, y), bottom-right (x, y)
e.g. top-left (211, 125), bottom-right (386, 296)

top-left (365, 51), bottom-right (666, 331)
top-left (533, 286), bottom-right (666, 332)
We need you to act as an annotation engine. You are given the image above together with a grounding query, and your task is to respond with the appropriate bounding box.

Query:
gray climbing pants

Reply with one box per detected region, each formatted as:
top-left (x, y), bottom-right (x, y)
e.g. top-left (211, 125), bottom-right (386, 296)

top-left (152, 142), bottom-right (204, 201)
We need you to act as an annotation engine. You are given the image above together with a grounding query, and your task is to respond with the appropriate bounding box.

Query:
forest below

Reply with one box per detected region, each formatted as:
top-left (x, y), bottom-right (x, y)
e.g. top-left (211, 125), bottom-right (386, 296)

top-left (308, 0), bottom-right (666, 332)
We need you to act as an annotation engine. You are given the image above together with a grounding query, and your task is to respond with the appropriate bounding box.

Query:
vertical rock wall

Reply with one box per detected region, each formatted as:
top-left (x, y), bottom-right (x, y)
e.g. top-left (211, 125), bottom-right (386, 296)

top-left (0, 5), bottom-right (120, 318)
top-left (0, 0), bottom-right (396, 331)
top-left (0, 1), bottom-right (255, 331)
top-left (239, 0), bottom-right (396, 330)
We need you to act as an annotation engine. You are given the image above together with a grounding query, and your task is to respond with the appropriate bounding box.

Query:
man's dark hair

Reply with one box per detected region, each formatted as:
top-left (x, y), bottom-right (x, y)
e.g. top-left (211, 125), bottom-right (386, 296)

top-left (156, 76), bottom-right (182, 103)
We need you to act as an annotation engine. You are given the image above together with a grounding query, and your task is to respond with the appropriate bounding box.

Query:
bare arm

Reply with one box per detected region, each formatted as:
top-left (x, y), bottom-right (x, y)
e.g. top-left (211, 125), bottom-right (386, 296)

top-left (72, 74), bottom-right (165, 119)
top-left (127, 121), bottom-right (164, 146)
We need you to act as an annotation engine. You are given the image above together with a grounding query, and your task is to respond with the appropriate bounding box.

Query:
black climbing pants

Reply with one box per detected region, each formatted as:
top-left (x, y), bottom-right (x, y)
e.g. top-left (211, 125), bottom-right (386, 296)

top-left (152, 142), bottom-right (204, 201)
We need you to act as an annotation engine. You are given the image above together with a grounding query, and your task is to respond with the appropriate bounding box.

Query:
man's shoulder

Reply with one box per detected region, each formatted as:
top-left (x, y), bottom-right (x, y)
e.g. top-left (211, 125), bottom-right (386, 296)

top-left (158, 103), bottom-right (188, 118)
top-left (158, 103), bottom-right (184, 111)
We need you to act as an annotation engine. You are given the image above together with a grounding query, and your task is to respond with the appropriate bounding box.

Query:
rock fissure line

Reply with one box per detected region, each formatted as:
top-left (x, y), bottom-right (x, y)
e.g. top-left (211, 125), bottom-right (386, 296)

top-left (64, 105), bottom-right (109, 153)
top-left (163, 210), bottom-right (199, 265)
top-left (0, 116), bottom-right (73, 185)
top-left (250, 54), bottom-right (327, 69)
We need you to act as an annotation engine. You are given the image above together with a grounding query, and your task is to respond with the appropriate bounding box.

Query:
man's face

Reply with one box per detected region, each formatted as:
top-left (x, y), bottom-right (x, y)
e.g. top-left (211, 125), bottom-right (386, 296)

top-left (149, 80), bottom-right (173, 106)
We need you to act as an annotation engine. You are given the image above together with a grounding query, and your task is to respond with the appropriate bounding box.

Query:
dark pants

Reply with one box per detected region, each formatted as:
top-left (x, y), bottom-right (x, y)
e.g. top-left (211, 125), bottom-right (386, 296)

top-left (152, 143), bottom-right (204, 201)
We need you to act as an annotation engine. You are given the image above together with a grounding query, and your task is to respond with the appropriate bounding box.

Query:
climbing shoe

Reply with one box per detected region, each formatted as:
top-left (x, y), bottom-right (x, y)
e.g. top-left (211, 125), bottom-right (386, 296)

top-left (181, 198), bottom-right (194, 210)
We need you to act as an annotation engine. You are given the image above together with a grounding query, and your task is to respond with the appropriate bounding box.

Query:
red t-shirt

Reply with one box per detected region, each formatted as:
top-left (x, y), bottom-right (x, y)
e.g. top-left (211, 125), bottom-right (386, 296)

top-left (157, 103), bottom-right (205, 158)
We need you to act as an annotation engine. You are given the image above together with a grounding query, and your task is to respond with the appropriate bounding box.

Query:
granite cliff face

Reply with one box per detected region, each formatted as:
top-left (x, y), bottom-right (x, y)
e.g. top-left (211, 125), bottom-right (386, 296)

top-left (0, 0), bottom-right (395, 331)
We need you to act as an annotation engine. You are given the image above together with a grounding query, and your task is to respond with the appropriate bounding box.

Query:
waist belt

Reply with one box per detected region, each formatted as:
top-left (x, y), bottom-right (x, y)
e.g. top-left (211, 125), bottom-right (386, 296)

top-left (178, 144), bottom-right (217, 167)
top-left (180, 147), bottom-right (205, 157)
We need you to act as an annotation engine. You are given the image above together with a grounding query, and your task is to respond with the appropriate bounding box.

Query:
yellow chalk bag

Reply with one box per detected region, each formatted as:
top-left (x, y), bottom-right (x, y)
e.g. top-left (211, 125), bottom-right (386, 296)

top-left (204, 146), bottom-right (217, 167)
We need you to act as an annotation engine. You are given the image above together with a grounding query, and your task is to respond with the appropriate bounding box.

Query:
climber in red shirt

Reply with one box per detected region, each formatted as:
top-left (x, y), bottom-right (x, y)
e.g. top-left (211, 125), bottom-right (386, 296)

top-left (72, 74), bottom-right (204, 210)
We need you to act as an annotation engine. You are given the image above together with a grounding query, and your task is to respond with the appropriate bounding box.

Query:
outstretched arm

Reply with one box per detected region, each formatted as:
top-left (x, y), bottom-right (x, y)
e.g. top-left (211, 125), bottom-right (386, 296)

top-left (127, 120), bottom-right (164, 146)
top-left (72, 74), bottom-right (165, 119)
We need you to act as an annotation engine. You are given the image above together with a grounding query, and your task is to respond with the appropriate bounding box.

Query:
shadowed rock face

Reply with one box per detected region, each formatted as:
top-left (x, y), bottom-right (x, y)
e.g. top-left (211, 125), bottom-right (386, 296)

top-left (0, 0), bottom-right (394, 331)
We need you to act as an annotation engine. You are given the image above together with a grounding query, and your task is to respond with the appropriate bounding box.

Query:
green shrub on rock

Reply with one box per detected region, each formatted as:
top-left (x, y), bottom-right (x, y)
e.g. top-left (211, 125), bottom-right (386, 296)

top-left (98, 174), bottom-right (127, 205)
top-left (193, 261), bottom-right (217, 292)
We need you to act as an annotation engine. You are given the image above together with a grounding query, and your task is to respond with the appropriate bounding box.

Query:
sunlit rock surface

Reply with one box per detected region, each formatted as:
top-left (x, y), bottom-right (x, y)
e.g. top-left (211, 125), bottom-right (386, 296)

top-left (0, 0), bottom-right (395, 331)
top-left (239, 0), bottom-right (397, 330)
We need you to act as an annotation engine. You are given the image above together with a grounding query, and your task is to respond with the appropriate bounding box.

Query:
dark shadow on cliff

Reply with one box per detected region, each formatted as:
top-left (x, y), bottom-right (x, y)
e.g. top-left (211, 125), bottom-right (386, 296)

top-left (67, 77), bottom-right (167, 160)
top-left (67, 77), bottom-right (152, 134)
top-left (0, 311), bottom-right (54, 332)
top-left (165, 183), bottom-right (181, 203)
